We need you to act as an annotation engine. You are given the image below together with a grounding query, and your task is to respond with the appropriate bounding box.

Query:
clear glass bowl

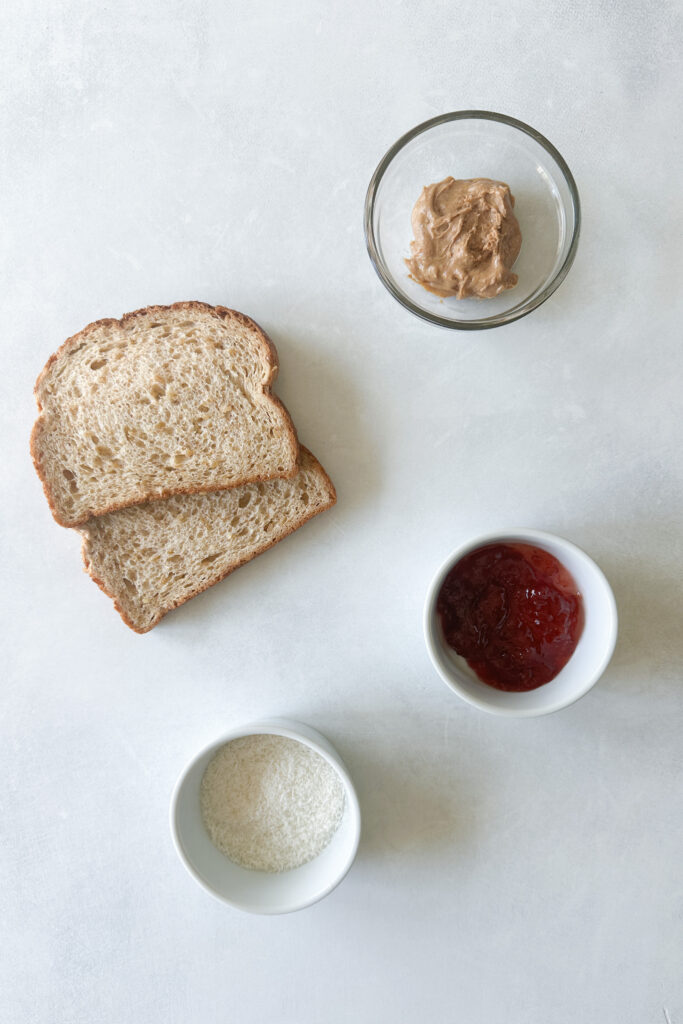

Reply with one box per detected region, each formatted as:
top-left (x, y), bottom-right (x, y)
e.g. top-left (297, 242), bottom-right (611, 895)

top-left (364, 111), bottom-right (581, 330)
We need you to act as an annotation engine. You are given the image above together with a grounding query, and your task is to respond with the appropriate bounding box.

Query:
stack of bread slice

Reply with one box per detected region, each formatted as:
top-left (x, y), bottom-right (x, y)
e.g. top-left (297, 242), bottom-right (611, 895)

top-left (31, 302), bottom-right (336, 632)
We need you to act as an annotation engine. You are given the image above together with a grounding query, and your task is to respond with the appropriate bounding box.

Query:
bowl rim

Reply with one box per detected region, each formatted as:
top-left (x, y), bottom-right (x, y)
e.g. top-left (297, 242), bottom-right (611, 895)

top-left (364, 110), bottom-right (582, 331)
top-left (170, 718), bottom-right (362, 914)
top-left (423, 528), bottom-right (618, 716)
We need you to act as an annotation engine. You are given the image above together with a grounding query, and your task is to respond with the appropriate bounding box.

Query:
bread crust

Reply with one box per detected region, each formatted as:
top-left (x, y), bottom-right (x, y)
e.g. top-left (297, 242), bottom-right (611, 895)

top-left (31, 301), bottom-right (300, 527)
top-left (78, 446), bottom-right (337, 633)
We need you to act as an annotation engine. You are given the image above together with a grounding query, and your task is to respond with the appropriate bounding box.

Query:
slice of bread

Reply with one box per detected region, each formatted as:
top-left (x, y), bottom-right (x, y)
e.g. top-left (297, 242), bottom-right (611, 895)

top-left (31, 302), bottom-right (299, 527)
top-left (79, 447), bottom-right (336, 633)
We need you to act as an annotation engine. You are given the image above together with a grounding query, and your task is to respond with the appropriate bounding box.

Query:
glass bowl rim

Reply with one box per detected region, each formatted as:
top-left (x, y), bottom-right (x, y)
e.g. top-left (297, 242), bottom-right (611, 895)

top-left (363, 110), bottom-right (581, 331)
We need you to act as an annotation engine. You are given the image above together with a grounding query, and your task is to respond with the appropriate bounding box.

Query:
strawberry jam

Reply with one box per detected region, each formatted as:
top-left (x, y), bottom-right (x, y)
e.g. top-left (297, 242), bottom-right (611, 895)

top-left (436, 543), bottom-right (583, 692)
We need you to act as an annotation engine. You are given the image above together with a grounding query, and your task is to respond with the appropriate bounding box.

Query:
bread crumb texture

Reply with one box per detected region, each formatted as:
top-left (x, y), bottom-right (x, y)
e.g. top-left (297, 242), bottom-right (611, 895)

top-left (200, 734), bottom-right (346, 872)
top-left (80, 448), bottom-right (336, 632)
top-left (31, 303), bottom-right (298, 526)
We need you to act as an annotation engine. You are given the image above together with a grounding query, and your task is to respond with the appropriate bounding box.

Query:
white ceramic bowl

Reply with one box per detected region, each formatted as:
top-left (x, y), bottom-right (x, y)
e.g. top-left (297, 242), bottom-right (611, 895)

top-left (424, 530), bottom-right (618, 716)
top-left (171, 719), bottom-right (361, 914)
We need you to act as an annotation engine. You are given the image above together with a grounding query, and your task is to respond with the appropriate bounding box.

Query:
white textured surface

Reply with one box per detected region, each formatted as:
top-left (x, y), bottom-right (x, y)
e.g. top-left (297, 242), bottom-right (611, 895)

top-left (1, 1), bottom-right (682, 1021)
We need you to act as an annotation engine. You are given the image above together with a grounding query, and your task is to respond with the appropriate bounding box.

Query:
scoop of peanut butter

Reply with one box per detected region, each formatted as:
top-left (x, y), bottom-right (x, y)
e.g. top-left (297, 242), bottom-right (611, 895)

top-left (405, 177), bottom-right (522, 300)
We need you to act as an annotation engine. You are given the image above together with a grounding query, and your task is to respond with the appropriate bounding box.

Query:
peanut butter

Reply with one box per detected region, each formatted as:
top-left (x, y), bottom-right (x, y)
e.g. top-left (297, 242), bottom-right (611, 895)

top-left (405, 177), bottom-right (522, 300)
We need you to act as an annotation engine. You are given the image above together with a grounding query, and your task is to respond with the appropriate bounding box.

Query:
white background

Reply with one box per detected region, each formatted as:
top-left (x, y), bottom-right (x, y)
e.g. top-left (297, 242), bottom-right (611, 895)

top-left (2, 2), bottom-right (682, 1021)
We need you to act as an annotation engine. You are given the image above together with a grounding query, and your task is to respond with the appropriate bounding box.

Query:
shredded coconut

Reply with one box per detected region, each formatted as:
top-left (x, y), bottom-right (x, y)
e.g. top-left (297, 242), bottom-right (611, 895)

top-left (200, 734), bottom-right (346, 873)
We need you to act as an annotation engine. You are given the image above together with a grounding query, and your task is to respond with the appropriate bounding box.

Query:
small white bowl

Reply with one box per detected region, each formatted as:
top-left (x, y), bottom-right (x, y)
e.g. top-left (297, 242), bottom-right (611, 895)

top-left (171, 719), bottom-right (361, 914)
top-left (424, 529), bottom-right (618, 717)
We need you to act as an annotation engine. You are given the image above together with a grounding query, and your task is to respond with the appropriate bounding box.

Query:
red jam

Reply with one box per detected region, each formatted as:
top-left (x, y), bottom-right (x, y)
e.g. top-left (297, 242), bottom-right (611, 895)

top-left (436, 543), bottom-right (584, 692)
